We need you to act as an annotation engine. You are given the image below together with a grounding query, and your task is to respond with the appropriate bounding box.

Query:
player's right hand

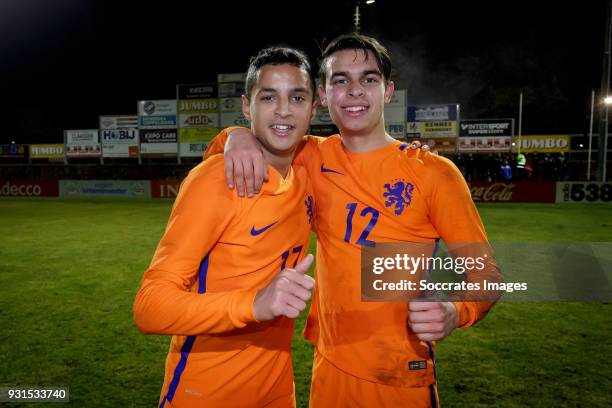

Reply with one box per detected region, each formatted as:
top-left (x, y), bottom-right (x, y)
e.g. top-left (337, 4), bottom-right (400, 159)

top-left (225, 128), bottom-right (269, 198)
top-left (409, 140), bottom-right (437, 154)
top-left (253, 254), bottom-right (314, 321)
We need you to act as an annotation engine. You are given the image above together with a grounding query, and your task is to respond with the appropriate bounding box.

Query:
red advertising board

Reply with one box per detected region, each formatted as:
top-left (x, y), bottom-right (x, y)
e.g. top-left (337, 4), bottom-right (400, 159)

top-left (0, 180), bottom-right (59, 197)
top-left (469, 182), bottom-right (556, 203)
top-left (151, 180), bottom-right (181, 198)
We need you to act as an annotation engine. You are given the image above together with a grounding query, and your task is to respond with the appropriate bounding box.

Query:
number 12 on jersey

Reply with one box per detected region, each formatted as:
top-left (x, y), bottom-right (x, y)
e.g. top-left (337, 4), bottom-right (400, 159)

top-left (344, 203), bottom-right (379, 247)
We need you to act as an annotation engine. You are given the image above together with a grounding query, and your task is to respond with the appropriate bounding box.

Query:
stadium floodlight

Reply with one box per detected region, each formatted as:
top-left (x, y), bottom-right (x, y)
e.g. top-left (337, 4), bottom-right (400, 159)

top-left (601, 95), bottom-right (612, 182)
top-left (366, 0), bottom-right (376, 4)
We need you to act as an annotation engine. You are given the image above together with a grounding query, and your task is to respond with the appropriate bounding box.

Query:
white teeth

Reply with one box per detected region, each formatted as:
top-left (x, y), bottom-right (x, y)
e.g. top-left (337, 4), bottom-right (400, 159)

top-left (271, 125), bottom-right (291, 130)
top-left (345, 106), bottom-right (366, 112)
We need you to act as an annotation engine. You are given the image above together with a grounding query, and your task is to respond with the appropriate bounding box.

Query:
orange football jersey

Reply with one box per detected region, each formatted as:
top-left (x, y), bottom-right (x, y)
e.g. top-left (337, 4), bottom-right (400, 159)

top-left (134, 151), bottom-right (314, 407)
top-left (206, 130), bottom-right (500, 388)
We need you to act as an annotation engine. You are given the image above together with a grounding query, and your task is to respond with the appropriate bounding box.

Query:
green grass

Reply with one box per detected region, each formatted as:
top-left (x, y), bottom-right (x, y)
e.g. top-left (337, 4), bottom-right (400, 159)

top-left (0, 199), bottom-right (610, 407)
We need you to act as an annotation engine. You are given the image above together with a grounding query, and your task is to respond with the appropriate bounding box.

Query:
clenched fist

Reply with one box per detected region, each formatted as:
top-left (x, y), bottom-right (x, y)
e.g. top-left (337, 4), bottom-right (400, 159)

top-left (408, 301), bottom-right (459, 341)
top-left (253, 254), bottom-right (315, 321)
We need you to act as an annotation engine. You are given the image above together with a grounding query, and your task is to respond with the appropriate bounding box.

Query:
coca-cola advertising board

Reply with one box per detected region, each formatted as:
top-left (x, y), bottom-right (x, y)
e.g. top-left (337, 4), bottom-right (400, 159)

top-left (469, 182), bottom-right (555, 203)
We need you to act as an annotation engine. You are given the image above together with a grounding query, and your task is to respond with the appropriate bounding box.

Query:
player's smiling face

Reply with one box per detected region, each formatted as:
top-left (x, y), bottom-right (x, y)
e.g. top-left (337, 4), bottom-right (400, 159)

top-left (242, 64), bottom-right (316, 157)
top-left (320, 49), bottom-right (394, 136)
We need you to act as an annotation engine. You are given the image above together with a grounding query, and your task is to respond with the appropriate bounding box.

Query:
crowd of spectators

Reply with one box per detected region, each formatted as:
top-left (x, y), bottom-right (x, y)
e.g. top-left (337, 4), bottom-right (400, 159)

top-left (450, 153), bottom-right (569, 182)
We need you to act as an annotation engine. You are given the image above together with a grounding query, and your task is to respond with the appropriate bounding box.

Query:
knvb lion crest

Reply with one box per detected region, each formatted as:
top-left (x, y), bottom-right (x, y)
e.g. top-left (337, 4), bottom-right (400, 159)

top-left (383, 179), bottom-right (414, 215)
top-left (304, 195), bottom-right (314, 224)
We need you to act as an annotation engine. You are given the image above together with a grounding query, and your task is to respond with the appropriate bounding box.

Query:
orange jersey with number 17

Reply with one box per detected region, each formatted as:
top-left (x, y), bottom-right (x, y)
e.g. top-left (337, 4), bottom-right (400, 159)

top-left (134, 148), bottom-right (314, 407)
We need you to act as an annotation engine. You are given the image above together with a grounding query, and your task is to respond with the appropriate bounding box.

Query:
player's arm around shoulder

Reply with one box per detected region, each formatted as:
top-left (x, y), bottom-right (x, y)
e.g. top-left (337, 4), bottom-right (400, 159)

top-left (209, 126), bottom-right (326, 196)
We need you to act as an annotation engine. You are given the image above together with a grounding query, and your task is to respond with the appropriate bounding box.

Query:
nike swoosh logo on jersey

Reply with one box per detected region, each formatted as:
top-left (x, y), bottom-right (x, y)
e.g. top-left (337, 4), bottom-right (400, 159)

top-left (250, 221), bottom-right (278, 236)
top-left (320, 164), bottom-right (344, 175)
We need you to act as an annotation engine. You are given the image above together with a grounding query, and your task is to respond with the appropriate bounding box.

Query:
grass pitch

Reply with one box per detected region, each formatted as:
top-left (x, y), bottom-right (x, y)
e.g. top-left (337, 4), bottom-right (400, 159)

top-left (0, 198), bottom-right (610, 407)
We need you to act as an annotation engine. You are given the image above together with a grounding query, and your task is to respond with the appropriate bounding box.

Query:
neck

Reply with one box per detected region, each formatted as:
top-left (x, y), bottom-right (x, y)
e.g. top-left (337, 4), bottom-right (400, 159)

top-left (262, 149), bottom-right (293, 178)
top-left (339, 122), bottom-right (394, 153)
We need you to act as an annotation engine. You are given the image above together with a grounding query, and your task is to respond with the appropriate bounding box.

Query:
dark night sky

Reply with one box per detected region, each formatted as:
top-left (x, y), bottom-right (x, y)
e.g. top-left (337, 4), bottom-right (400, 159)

top-left (0, 0), bottom-right (606, 144)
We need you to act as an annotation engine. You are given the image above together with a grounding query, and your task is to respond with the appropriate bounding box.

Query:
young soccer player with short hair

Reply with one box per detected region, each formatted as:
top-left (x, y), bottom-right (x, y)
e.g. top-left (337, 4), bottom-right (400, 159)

top-left (206, 33), bottom-right (502, 407)
top-left (134, 46), bottom-right (319, 408)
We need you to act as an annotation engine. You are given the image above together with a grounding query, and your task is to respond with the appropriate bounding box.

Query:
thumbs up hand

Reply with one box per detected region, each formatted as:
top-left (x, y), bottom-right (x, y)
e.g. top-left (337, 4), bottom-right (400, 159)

top-left (253, 254), bottom-right (315, 321)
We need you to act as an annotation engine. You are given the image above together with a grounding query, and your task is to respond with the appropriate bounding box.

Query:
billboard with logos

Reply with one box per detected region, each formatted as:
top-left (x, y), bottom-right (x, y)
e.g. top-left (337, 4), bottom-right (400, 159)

top-left (178, 112), bottom-right (219, 128)
top-left (556, 182), bottom-right (612, 204)
top-left (218, 73), bottom-right (246, 128)
top-left (59, 180), bottom-right (151, 198)
top-left (99, 115), bottom-right (138, 130)
top-left (30, 144), bottom-right (64, 160)
top-left (459, 119), bottom-right (514, 137)
top-left (177, 83), bottom-right (217, 100)
top-left (457, 136), bottom-right (512, 153)
top-left (407, 121), bottom-right (457, 138)
top-left (177, 99), bottom-right (219, 115)
top-left (100, 129), bottom-right (139, 158)
top-left (407, 104), bottom-right (459, 121)
top-left (139, 129), bottom-right (178, 157)
top-left (0, 144), bottom-right (26, 158)
top-left (407, 104), bottom-right (459, 138)
top-left (0, 180), bottom-right (59, 197)
top-left (151, 180), bottom-right (182, 198)
top-left (217, 73), bottom-right (246, 98)
top-left (220, 97), bottom-right (248, 128)
top-left (220, 111), bottom-right (249, 128)
top-left (178, 128), bottom-right (218, 156)
top-left (177, 84), bottom-right (219, 157)
top-left (512, 135), bottom-right (570, 153)
top-left (137, 100), bottom-right (177, 129)
top-left (469, 182), bottom-right (556, 203)
top-left (65, 129), bottom-right (101, 158)
top-left (385, 89), bottom-right (406, 139)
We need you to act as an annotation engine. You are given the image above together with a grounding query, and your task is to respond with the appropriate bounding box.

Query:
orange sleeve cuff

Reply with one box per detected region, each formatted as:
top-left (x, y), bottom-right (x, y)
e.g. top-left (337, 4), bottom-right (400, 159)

top-left (453, 301), bottom-right (474, 328)
top-left (229, 288), bottom-right (259, 327)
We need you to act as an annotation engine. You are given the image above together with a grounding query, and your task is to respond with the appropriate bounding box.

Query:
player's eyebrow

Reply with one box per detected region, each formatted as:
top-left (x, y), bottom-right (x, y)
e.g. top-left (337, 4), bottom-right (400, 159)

top-left (258, 87), bottom-right (309, 94)
top-left (362, 70), bottom-right (382, 77)
top-left (330, 71), bottom-right (348, 79)
top-left (331, 70), bottom-right (382, 79)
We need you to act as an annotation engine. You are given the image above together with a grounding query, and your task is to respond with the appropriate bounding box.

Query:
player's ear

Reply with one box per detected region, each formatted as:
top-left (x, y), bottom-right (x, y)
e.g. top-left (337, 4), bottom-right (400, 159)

top-left (318, 84), bottom-right (328, 107)
top-left (384, 80), bottom-right (395, 104)
top-left (241, 94), bottom-right (252, 121)
top-left (309, 94), bottom-right (318, 122)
